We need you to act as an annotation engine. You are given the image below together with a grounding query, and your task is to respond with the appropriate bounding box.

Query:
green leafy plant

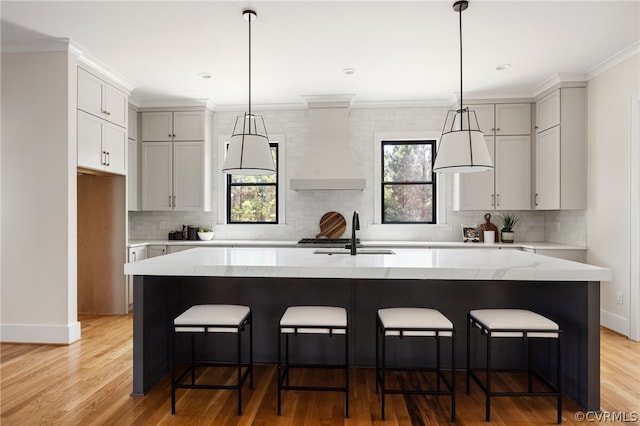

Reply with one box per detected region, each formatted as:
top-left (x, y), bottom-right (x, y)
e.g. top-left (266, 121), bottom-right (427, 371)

top-left (500, 213), bottom-right (519, 232)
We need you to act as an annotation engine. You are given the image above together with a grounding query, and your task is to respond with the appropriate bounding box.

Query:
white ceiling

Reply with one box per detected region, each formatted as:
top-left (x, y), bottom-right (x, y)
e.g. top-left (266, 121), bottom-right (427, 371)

top-left (2, 1), bottom-right (639, 108)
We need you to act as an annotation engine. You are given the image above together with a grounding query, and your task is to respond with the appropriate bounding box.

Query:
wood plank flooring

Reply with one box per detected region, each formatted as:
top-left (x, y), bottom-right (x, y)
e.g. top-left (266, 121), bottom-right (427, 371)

top-left (1, 314), bottom-right (639, 425)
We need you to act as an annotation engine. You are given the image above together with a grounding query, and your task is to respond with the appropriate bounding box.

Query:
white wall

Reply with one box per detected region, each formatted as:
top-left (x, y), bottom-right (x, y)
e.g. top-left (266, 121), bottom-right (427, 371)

top-left (1, 51), bottom-right (80, 343)
top-left (587, 53), bottom-right (640, 335)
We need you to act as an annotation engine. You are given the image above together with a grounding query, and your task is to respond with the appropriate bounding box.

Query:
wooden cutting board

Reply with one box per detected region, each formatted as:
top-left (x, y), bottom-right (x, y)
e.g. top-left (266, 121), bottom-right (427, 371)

top-left (480, 213), bottom-right (499, 242)
top-left (316, 211), bottom-right (347, 238)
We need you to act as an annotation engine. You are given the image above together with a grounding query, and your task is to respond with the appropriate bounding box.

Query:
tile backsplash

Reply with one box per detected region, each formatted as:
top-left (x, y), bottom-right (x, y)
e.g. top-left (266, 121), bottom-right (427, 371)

top-left (129, 105), bottom-right (586, 246)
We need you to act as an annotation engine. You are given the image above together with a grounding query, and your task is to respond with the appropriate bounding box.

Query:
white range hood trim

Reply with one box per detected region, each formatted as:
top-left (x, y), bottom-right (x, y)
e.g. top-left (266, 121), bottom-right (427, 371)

top-left (289, 99), bottom-right (366, 191)
top-left (290, 177), bottom-right (366, 191)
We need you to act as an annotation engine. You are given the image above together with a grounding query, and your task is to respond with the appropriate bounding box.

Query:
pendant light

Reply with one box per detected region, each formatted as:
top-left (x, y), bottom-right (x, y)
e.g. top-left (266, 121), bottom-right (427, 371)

top-left (434, 0), bottom-right (493, 174)
top-left (222, 9), bottom-right (276, 176)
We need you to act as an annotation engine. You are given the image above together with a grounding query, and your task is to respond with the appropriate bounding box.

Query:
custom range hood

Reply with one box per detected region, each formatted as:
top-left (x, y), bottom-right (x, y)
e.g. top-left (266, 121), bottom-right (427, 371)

top-left (290, 101), bottom-right (366, 190)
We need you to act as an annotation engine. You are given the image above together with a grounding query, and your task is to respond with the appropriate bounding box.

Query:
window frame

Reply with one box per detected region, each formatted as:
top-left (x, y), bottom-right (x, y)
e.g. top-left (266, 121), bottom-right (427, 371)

top-left (226, 142), bottom-right (279, 224)
top-left (218, 134), bottom-right (286, 226)
top-left (373, 131), bottom-right (447, 227)
top-left (380, 139), bottom-right (437, 224)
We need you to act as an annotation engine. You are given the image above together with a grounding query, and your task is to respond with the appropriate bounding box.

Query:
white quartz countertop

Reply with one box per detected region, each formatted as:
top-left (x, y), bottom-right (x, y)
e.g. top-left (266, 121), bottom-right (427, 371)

top-left (124, 247), bottom-right (609, 282)
top-left (128, 239), bottom-right (586, 251)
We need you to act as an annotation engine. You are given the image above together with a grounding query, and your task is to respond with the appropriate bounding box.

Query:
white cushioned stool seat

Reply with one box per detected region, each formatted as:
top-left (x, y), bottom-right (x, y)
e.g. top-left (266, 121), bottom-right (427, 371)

top-left (375, 306), bottom-right (456, 422)
top-left (277, 305), bottom-right (349, 417)
top-left (470, 309), bottom-right (559, 338)
top-left (378, 307), bottom-right (453, 337)
top-left (466, 308), bottom-right (563, 423)
top-left (174, 304), bottom-right (251, 333)
top-left (171, 304), bottom-right (253, 416)
top-left (280, 306), bottom-right (347, 334)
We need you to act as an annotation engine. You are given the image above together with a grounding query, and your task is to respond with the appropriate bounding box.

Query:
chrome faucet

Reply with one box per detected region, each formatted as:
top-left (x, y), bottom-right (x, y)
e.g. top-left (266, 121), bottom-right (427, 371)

top-left (350, 210), bottom-right (360, 255)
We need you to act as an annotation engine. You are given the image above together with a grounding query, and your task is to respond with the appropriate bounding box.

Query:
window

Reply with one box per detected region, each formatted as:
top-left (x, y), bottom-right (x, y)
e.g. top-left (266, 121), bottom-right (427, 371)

top-left (226, 143), bottom-right (278, 223)
top-left (381, 140), bottom-right (437, 223)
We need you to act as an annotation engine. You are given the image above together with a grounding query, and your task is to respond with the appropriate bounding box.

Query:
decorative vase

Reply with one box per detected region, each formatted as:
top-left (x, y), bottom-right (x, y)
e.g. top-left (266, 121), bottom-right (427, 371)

top-left (501, 230), bottom-right (515, 243)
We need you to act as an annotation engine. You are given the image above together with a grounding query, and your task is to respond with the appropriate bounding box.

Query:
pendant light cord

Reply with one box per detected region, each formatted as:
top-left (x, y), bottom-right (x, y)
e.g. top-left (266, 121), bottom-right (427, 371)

top-left (458, 3), bottom-right (463, 131)
top-left (248, 13), bottom-right (252, 116)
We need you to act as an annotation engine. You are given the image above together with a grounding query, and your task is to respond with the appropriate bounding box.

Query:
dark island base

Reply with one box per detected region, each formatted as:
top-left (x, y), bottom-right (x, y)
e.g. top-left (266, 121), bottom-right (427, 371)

top-left (133, 276), bottom-right (600, 411)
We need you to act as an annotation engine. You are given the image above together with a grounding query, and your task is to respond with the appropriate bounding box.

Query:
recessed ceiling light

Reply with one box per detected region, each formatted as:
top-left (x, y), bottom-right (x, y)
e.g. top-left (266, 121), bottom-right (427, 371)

top-left (198, 72), bottom-right (213, 79)
top-left (496, 64), bottom-right (512, 71)
top-left (342, 68), bottom-right (357, 75)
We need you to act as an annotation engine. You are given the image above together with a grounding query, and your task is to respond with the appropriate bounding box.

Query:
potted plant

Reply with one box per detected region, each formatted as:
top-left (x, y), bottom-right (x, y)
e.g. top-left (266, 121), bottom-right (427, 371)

top-left (500, 213), bottom-right (519, 243)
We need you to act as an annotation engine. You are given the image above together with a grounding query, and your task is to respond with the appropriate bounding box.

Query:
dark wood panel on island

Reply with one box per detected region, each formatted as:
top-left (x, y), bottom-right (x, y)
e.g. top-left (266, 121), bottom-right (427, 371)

top-left (132, 275), bottom-right (600, 411)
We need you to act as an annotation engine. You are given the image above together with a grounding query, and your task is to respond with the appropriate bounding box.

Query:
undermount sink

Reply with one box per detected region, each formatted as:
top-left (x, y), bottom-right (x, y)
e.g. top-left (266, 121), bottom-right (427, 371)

top-left (313, 249), bottom-right (396, 255)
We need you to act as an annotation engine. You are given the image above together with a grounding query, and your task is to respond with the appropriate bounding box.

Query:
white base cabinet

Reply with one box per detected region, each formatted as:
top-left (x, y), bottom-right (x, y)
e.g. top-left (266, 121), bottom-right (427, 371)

top-left (127, 246), bottom-right (147, 309)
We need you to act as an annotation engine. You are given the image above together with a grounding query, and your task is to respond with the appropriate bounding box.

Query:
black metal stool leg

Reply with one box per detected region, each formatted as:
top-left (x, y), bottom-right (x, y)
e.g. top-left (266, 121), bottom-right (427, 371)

top-left (345, 329), bottom-right (349, 418)
top-left (277, 328), bottom-right (282, 416)
top-left (467, 314), bottom-right (471, 395)
top-left (437, 334), bottom-right (441, 392)
top-left (558, 333), bottom-right (563, 424)
top-left (486, 331), bottom-right (492, 422)
top-left (171, 327), bottom-right (176, 414)
top-left (381, 329), bottom-right (386, 420)
top-left (237, 327), bottom-right (242, 416)
top-left (451, 330), bottom-right (456, 423)
top-left (249, 316), bottom-right (254, 389)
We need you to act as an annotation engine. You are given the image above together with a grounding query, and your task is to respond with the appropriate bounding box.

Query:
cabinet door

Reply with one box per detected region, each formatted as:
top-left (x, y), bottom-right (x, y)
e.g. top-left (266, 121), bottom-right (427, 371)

top-left (128, 108), bottom-right (138, 140)
top-left (146, 245), bottom-right (166, 257)
top-left (496, 104), bottom-right (531, 135)
top-left (104, 122), bottom-right (127, 175)
top-left (535, 126), bottom-right (561, 209)
top-left (77, 68), bottom-right (103, 118)
top-left (455, 136), bottom-right (495, 210)
top-left (495, 136), bottom-right (531, 209)
top-left (104, 84), bottom-right (128, 128)
top-left (77, 110), bottom-right (104, 170)
top-left (173, 142), bottom-right (205, 211)
top-left (142, 142), bottom-right (173, 210)
top-left (466, 104), bottom-right (495, 134)
top-left (142, 112), bottom-right (173, 141)
top-left (128, 139), bottom-right (139, 210)
top-left (173, 111), bottom-right (205, 141)
top-left (536, 90), bottom-right (560, 133)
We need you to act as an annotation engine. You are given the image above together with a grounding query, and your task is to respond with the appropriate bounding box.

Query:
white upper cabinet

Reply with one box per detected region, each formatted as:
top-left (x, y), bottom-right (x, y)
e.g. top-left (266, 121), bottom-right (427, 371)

top-left (141, 141), bottom-right (208, 211)
top-left (496, 104), bottom-right (531, 135)
top-left (535, 90), bottom-right (561, 134)
top-left (454, 103), bottom-right (532, 210)
top-left (142, 111), bottom-right (205, 141)
top-left (77, 67), bottom-right (127, 128)
top-left (533, 87), bottom-right (586, 210)
top-left (77, 110), bottom-right (127, 175)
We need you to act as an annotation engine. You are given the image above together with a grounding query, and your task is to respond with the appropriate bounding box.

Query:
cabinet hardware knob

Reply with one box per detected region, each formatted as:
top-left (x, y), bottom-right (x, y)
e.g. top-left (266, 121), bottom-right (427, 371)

top-left (491, 194), bottom-right (494, 207)
top-left (496, 193), bottom-right (500, 206)
top-left (173, 195), bottom-right (176, 208)
top-left (169, 195), bottom-right (172, 207)
top-left (535, 193), bottom-right (538, 206)
top-left (106, 151), bottom-right (110, 166)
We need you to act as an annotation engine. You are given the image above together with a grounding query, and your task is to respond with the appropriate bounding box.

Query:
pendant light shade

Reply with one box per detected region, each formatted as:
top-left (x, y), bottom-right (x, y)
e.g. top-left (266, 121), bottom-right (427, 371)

top-left (222, 10), bottom-right (276, 176)
top-left (434, 0), bottom-right (493, 174)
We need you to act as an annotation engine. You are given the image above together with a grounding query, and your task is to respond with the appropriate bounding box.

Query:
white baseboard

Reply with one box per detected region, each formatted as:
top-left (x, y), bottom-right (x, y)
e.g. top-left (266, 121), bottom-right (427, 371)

top-left (600, 310), bottom-right (629, 337)
top-left (1, 321), bottom-right (81, 344)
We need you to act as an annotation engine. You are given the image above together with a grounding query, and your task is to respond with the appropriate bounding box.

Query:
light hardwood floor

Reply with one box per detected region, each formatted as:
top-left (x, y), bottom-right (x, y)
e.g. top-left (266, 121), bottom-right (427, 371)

top-left (1, 314), bottom-right (639, 425)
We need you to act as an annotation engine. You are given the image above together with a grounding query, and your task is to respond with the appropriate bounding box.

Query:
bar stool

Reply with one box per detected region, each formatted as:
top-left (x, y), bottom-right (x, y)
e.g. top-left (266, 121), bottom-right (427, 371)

top-left (376, 307), bottom-right (456, 422)
top-left (277, 306), bottom-right (349, 417)
top-left (466, 309), bottom-right (563, 424)
top-left (171, 304), bottom-right (253, 415)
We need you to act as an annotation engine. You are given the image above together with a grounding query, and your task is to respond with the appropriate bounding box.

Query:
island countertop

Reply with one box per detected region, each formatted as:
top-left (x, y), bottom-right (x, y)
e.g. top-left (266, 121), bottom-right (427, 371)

top-left (124, 246), bottom-right (611, 282)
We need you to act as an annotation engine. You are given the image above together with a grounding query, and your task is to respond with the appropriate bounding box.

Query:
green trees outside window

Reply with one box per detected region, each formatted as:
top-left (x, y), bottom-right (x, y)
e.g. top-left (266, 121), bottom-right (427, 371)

top-left (382, 140), bottom-right (436, 223)
top-left (227, 144), bottom-right (278, 223)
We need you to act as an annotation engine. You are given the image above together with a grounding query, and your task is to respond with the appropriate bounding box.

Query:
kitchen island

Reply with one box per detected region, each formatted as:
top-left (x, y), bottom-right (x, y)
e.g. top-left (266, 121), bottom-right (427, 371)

top-left (124, 247), bottom-right (611, 410)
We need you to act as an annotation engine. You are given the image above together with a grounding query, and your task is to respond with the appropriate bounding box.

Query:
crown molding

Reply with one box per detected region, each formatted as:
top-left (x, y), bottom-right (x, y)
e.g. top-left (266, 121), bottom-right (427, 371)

top-left (586, 40), bottom-right (640, 80)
